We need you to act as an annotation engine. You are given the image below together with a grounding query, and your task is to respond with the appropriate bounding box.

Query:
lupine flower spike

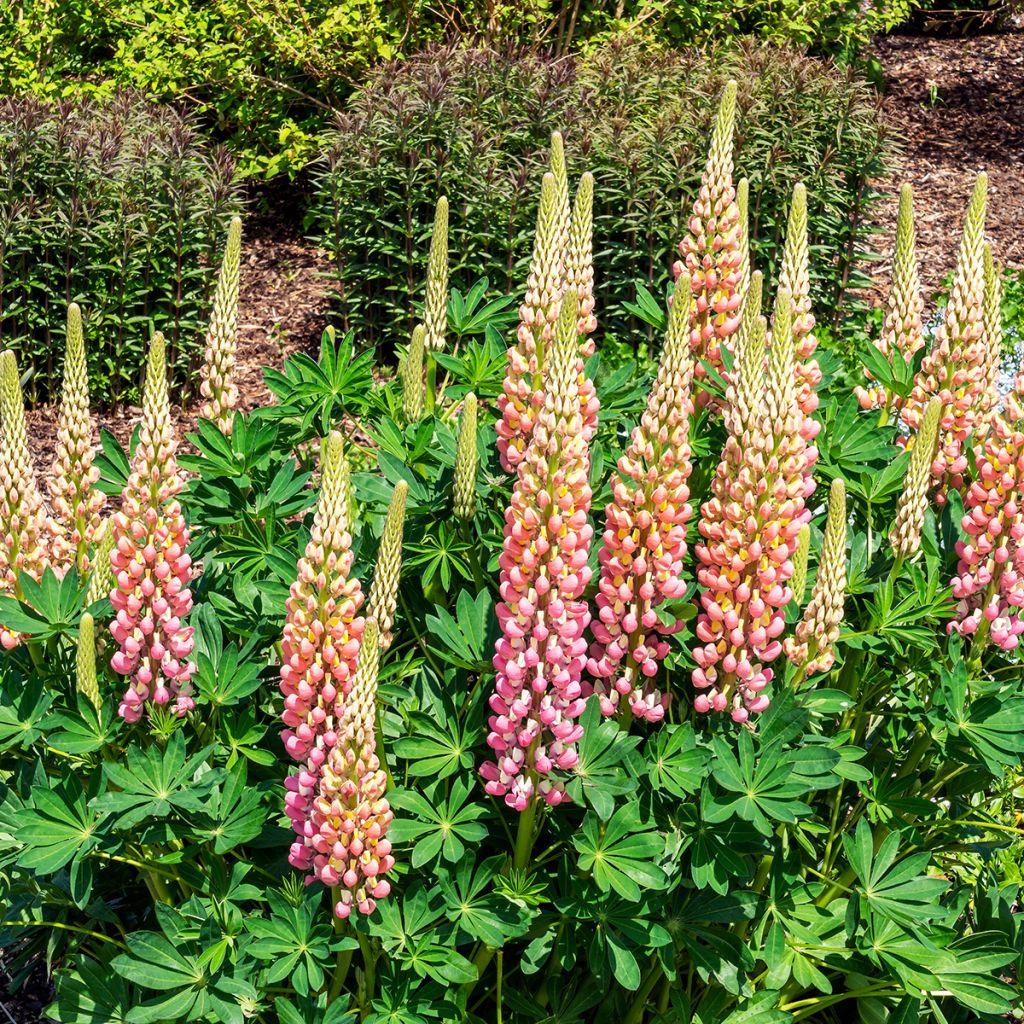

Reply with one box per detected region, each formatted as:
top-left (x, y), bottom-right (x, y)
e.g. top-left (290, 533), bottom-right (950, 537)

top-left (566, 171), bottom-right (597, 349)
top-left (453, 394), bottom-right (478, 521)
top-left (784, 479), bottom-right (847, 676)
top-left (675, 79), bottom-right (743, 401)
top-left (777, 183), bottom-right (821, 422)
top-left (498, 172), bottom-right (567, 472)
top-left (423, 198), bottom-right (449, 353)
top-left (790, 525), bottom-right (811, 606)
top-left (0, 350), bottom-right (66, 647)
top-left (548, 132), bottom-right (572, 265)
top-left (855, 184), bottom-right (924, 415)
top-left (589, 273), bottom-right (695, 722)
top-left (402, 324), bottom-right (426, 423)
top-left (367, 481), bottom-right (409, 651)
top-left (735, 178), bottom-right (751, 308)
top-left (482, 294), bottom-right (595, 809)
top-left (890, 397), bottom-right (942, 562)
top-left (281, 433), bottom-right (365, 871)
top-left (979, 244), bottom-right (1003, 420)
top-left (76, 612), bottom-right (101, 710)
top-left (109, 332), bottom-right (196, 721)
top-left (312, 618), bottom-right (395, 920)
top-left (199, 216), bottom-right (243, 434)
top-left (48, 304), bottom-right (105, 575)
top-left (692, 288), bottom-right (817, 722)
top-left (949, 350), bottom-right (1024, 651)
top-left (85, 520), bottom-right (115, 607)
top-left (900, 173), bottom-right (991, 502)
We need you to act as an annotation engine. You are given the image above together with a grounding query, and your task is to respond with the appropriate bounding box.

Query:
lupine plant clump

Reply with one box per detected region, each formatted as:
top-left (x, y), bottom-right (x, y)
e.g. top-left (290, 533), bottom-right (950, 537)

top-left (1, 83), bottom-right (1023, 1024)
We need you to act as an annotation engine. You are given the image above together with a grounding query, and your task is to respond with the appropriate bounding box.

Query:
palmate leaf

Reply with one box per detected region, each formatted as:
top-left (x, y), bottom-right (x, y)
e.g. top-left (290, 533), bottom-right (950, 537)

top-left (843, 821), bottom-right (948, 928)
top-left (564, 698), bottom-right (641, 820)
top-left (45, 696), bottom-right (119, 755)
top-left (93, 733), bottom-right (219, 829)
top-left (392, 707), bottom-right (480, 780)
top-left (645, 723), bottom-right (707, 799)
top-left (574, 804), bottom-right (667, 901)
top-left (275, 994), bottom-right (357, 1024)
top-left (50, 954), bottom-right (135, 1024)
top-left (389, 776), bottom-right (490, 868)
top-left (192, 762), bottom-right (268, 853)
top-left (436, 855), bottom-right (531, 948)
top-left (0, 677), bottom-right (54, 751)
top-left (0, 567), bottom-right (85, 640)
top-left (423, 590), bottom-right (498, 671)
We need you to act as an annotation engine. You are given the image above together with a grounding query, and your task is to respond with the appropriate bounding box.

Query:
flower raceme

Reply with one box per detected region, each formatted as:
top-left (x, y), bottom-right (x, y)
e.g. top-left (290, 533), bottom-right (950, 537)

top-left (691, 286), bottom-right (818, 721)
top-left (199, 216), bottom-right (243, 435)
top-left (482, 294), bottom-right (595, 810)
top-left (949, 361), bottom-right (1024, 651)
top-left (109, 333), bottom-right (197, 721)
top-left (589, 273), bottom-right (695, 722)
top-left (675, 79), bottom-right (743, 400)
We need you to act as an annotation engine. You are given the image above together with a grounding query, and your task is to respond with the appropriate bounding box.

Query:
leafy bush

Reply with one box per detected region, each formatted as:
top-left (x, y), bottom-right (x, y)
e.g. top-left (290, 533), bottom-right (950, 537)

top-left (907, 0), bottom-right (1022, 33)
top-left (307, 39), bottom-right (888, 354)
top-left (0, 92), bottom-right (241, 406)
top-left (2, 98), bottom-right (1023, 1024)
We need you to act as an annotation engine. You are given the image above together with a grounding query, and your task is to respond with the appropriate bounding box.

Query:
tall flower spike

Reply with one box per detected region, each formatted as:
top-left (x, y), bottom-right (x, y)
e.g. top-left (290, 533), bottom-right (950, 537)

top-left (949, 342), bottom-right (1024, 651)
top-left (0, 350), bottom-right (65, 625)
top-left (790, 525), bottom-right (811, 606)
top-left (108, 333), bottom-right (196, 721)
top-left (566, 171), bottom-right (597, 350)
top-left (675, 79), bottom-right (743, 401)
top-left (548, 132), bottom-right (572, 261)
top-left (855, 183), bottom-right (924, 414)
top-left (85, 520), bottom-right (115, 607)
top-left (979, 244), bottom-right (1003, 415)
top-left (482, 293), bottom-right (595, 809)
top-left (589, 273), bottom-right (695, 722)
top-left (900, 173), bottom-right (991, 502)
top-left (731, 272), bottom-right (767, 436)
top-left (423, 198), bottom-right (449, 353)
top-left (309, 617), bottom-right (395, 920)
top-left (76, 612), bottom-right (101, 710)
top-left (735, 177), bottom-right (751, 309)
top-left (367, 481), bottom-right (408, 651)
top-left (890, 397), bottom-right (942, 561)
top-left (402, 324), bottom-right (426, 423)
top-left (777, 183), bottom-right (821, 420)
top-left (498, 172), bottom-right (568, 472)
top-left (784, 479), bottom-right (847, 675)
top-left (692, 288), bottom-right (817, 722)
top-left (199, 216), bottom-right (243, 434)
top-left (453, 394), bottom-right (478, 520)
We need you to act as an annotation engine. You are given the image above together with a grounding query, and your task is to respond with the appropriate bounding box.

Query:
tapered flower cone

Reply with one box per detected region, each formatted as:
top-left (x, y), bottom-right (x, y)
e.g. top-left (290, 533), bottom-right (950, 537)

top-left (979, 244), bottom-right (1003, 419)
top-left (856, 184), bottom-right (924, 413)
top-left (776, 183), bottom-right (821, 421)
top-left (692, 288), bottom-right (817, 722)
top-left (784, 479), bottom-right (847, 675)
top-left (482, 293), bottom-right (595, 810)
top-left (309, 618), bottom-right (395, 920)
top-left (281, 433), bottom-right (367, 875)
top-left (199, 216), bottom-right (243, 434)
top-left (548, 131), bottom-right (572, 265)
top-left (736, 177), bottom-right (751, 309)
top-left (49, 304), bottom-right (105, 576)
top-left (453, 394), bottom-right (478, 520)
top-left (675, 80), bottom-right (743, 402)
top-left (566, 171), bottom-right (597, 349)
top-left (790, 525), bottom-right (811, 606)
top-left (498, 172), bottom-right (568, 472)
top-left (900, 173), bottom-right (993, 502)
top-left (76, 612), bottom-right (101, 710)
top-left (85, 519), bottom-right (115, 608)
top-left (589, 273), bottom-right (695, 722)
top-left (367, 480), bottom-right (409, 650)
top-left (0, 349), bottom-right (66, 648)
top-left (402, 324), bottom-right (426, 423)
top-left (423, 198), bottom-right (449, 353)
top-left (108, 333), bottom-right (197, 721)
top-left (890, 397), bottom-right (942, 561)
top-left (949, 348), bottom-right (1024, 652)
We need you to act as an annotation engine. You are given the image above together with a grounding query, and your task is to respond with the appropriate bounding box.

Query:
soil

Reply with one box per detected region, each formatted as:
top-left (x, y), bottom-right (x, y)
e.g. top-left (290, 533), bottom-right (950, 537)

top-left (0, 966), bottom-right (53, 1024)
top-left (869, 27), bottom-right (1024, 297)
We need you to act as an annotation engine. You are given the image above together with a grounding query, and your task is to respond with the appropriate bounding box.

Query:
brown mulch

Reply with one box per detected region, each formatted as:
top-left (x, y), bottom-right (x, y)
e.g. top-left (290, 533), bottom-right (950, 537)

top-left (0, 966), bottom-right (54, 1024)
top-left (23, 183), bottom-right (334, 470)
top-left (869, 28), bottom-right (1024, 297)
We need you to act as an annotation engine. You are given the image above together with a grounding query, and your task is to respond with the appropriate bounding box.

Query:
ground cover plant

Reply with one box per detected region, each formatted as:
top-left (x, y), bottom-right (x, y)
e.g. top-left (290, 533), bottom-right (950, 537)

top-left (0, 92), bottom-right (240, 406)
top-left (307, 38), bottom-right (888, 353)
top-left (0, 82), bottom-right (1023, 1024)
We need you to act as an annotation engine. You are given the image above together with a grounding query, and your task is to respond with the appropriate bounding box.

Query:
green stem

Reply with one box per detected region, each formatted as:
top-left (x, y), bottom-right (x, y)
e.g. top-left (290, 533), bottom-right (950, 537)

top-left (327, 895), bottom-right (353, 1003)
top-left (357, 931), bottom-right (376, 1020)
top-left (513, 800), bottom-right (539, 872)
top-left (425, 354), bottom-right (437, 415)
top-left (623, 958), bottom-right (663, 1024)
top-left (1, 918), bottom-right (127, 949)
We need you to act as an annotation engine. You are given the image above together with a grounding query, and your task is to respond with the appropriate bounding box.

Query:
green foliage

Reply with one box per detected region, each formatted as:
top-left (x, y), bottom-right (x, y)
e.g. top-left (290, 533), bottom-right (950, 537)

top-left (0, 93), bottom-right (240, 405)
top-left (307, 39), bottom-right (889, 352)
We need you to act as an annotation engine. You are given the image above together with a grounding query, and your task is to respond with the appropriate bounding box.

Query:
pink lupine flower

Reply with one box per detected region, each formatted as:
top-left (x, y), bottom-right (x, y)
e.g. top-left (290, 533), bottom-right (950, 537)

top-left (691, 287), bottom-right (817, 722)
top-left (674, 80), bottom-right (743, 402)
top-left (900, 174), bottom-right (993, 503)
top-left (588, 273), bottom-right (695, 722)
top-left (109, 333), bottom-right (196, 721)
top-left (306, 618), bottom-right (394, 920)
top-left (482, 294), bottom-right (596, 810)
top-left (949, 363), bottom-right (1024, 651)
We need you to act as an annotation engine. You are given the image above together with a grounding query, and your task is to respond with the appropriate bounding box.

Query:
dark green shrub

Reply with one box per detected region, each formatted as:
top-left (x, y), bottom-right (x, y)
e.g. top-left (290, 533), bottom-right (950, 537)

top-left (0, 92), bottom-right (241, 406)
top-left (307, 38), bottom-right (889, 353)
